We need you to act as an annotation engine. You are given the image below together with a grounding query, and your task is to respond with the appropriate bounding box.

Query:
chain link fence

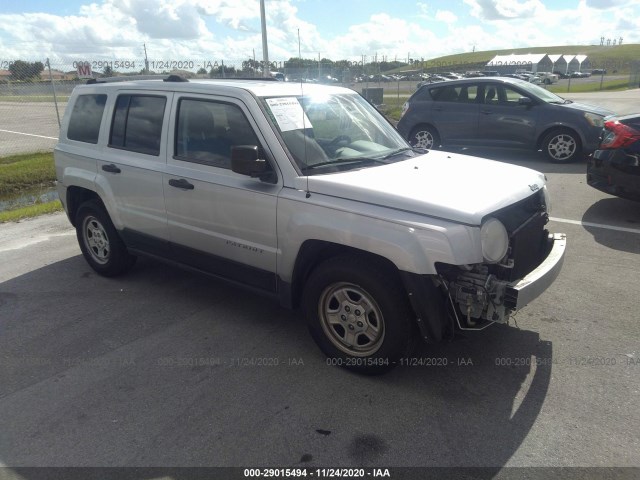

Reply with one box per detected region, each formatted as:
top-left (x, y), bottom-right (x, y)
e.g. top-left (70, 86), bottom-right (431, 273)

top-left (1, 55), bottom-right (638, 156)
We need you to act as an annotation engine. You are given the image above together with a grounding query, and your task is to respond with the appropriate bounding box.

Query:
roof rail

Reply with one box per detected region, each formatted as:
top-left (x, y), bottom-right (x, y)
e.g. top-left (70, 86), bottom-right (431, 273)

top-left (205, 77), bottom-right (279, 81)
top-left (86, 74), bottom-right (189, 85)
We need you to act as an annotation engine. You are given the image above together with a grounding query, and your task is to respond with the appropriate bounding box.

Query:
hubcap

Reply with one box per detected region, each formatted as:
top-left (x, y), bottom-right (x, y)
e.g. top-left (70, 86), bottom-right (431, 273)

top-left (548, 134), bottom-right (576, 160)
top-left (318, 282), bottom-right (385, 356)
top-left (83, 216), bottom-right (110, 265)
top-left (412, 130), bottom-right (434, 149)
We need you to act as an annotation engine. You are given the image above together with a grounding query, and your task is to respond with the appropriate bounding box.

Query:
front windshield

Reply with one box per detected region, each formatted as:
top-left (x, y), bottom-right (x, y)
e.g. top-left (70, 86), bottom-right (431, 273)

top-left (516, 80), bottom-right (566, 103)
top-left (261, 92), bottom-right (411, 174)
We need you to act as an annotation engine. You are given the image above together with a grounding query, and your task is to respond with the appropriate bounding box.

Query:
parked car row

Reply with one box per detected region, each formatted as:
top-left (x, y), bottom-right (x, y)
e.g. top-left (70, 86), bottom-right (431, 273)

top-left (397, 76), bottom-right (613, 163)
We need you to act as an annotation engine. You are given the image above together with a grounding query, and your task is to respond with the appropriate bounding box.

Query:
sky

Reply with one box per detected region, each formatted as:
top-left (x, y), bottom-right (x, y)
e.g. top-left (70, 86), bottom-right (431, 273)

top-left (0, 0), bottom-right (638, 69)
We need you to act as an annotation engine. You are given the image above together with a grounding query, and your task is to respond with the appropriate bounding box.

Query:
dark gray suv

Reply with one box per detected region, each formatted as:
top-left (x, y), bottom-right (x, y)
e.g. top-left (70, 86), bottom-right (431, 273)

top-left (397, 77), bottom-right (613, 163)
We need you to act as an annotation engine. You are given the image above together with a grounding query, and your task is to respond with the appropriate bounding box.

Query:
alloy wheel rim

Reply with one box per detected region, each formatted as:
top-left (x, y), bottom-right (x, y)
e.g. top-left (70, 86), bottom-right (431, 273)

top-left (318, 282), bottom-right (385, 356)
top-left (413, 130), bottom-right (434, 149)
top-left (548, 134), bottom-right (576, 160)
top-left (83, 216), bottom-right (110, 265)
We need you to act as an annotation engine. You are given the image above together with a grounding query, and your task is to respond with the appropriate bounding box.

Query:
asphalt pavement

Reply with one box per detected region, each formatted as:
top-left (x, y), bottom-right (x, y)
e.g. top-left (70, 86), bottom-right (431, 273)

top-left (0, 89), bottom-right (639, 475)
top-left (0, 150), bottom-right (639, 472)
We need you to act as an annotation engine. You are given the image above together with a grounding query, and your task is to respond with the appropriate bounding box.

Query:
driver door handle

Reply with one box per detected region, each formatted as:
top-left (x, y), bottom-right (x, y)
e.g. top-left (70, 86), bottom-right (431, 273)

top-left (168, 178), bottom-right (194, 190)
top-left (101, 164), bottom-right (121, 174)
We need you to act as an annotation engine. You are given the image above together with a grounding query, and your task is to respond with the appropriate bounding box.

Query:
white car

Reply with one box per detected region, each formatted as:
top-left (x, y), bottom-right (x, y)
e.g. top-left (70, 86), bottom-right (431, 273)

top-left (54, 76), bottom-right (566, 373)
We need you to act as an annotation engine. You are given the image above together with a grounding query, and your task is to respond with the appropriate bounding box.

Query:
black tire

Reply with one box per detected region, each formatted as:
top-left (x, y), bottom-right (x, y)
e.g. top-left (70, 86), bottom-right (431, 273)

top-left (302, 256), bottom-right (414, 374)
top-left (408, 125), bottom-right (440, 150)
top-left (544, 78), bottom-right (551, 85)
top-left (75, 199), bottom-right (136, 277)
top-left (541, 128), bottom-right (582, 163)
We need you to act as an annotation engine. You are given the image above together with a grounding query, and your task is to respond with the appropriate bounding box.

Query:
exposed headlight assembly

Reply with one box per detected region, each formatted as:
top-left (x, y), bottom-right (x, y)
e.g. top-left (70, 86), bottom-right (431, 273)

top-left (480, 217), bottom-right (509, 263)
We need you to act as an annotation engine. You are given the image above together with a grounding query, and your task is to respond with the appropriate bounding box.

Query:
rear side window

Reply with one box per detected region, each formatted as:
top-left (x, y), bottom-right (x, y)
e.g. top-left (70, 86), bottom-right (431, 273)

top-left (67, 94), bottom-right (107, 144)
top-left (430, 86), bottom-right (460, 102)
top-left (110, 94), bottom-right (166, 156)
top-left (412, 87), bottom-right (432, 102)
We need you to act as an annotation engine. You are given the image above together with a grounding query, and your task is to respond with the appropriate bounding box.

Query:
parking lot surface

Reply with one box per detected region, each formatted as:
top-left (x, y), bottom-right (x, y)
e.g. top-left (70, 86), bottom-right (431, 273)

top-left (1, 145), bottom-right (639, 471)
top-left (1, 89), bottom-right (639, 474)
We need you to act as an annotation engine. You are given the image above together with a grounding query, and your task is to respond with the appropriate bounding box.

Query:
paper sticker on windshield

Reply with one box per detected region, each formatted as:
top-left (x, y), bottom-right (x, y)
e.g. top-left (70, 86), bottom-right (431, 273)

top-left (265, 98), bottom-right (311, 132)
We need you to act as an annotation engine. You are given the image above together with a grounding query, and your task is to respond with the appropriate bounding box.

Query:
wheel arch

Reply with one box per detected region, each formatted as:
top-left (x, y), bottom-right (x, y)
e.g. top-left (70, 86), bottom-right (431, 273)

top-left (66, 186), bottom-right (103, 227)
top-left (409, 122), bottom-right (440, 138)
top-left (286, 240), bottom-right (448, 342)
top-left (288, 240), bottom-right (402, 310)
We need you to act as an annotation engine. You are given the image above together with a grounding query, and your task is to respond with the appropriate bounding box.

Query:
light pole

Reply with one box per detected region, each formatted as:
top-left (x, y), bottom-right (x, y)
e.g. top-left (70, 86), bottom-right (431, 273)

top-left (260, 0), bottom-right (269, 77)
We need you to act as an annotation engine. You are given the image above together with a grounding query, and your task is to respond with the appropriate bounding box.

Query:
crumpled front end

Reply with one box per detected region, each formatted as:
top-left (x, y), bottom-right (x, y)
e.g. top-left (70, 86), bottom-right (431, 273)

top-left (437, 189), bottom-right (566, 328)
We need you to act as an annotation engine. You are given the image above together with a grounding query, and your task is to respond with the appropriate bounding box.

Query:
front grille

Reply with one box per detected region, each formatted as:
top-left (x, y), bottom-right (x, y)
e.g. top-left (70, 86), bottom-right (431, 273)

top-left (490, 191), bottom-right (548, 281)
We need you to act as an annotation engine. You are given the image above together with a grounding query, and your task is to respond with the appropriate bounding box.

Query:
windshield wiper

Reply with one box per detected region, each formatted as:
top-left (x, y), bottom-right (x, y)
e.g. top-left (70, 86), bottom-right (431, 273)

top-left (382, 147), bottom-right (415, 160)
top-left (301, 157), bottom-right (389, 172)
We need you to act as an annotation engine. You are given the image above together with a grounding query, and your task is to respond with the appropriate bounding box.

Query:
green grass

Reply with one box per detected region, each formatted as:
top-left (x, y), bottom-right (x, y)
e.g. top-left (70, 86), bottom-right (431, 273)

top-left (0, 200), bottom-right (63, 223)
top-left (548, 78), bottom-right (630, 93)
top-left (392, 43), bottom-right (640, 74)
top-left (0, 152), bottom-right (56, 197)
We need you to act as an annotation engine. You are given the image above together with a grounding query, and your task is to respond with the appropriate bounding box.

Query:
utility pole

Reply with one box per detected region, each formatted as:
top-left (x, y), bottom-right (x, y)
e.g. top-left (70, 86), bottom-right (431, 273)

top-left (143, 43), bottom-right (149, 74)
top-left (260, 0), bottom-right (269, 77)
top-left (253, 48), bottom-right (256, 77)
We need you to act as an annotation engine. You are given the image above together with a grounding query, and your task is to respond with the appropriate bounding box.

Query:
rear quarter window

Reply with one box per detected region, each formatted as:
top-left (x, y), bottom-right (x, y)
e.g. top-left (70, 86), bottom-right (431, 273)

top-left (67, 94), bottom-right (107, 144)
top-left (109, 94), bottom-right (167, 156)
top-left (411, 87), bottom-right (432, 102)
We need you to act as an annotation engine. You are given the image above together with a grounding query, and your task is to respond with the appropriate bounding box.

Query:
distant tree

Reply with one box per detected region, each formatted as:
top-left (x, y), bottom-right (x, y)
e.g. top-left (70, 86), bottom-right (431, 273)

top-left (209, 65), bottom-right (237, 77)
top-left (242, 58), bottom-right (261, 74)
top-left (102, 65), bottom-right (113, 77)
top-left (197, 67), bottom-right (207, 75)
top-left (9, 60), bottom-right (44, 81)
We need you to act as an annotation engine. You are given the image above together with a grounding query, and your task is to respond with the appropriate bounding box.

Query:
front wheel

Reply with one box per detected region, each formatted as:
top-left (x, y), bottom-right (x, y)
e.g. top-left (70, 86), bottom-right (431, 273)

top-left (302, 256), bottom-right (414, 374)
top-left (408, 125), bottom-right (440, 150)
top-left (541, 128), bottom-right (582, 163)
top-left (76, 200), bottom-right (136, 277)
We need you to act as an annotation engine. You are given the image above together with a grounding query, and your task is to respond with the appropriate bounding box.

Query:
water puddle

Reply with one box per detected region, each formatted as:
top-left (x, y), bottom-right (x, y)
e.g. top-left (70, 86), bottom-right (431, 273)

top-left (0, 185), bottom-right (59, 212)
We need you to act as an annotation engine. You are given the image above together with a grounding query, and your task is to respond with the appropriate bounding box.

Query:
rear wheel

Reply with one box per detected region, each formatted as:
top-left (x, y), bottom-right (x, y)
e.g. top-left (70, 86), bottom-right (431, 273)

top-left (408, 125), bottom-right (440, 150)
top-left (302, 256), bottom-right (414, 374)
top-left (541, 128), bottom-right (582, 163)
top-left (76, 200), bottom-right (136, 277)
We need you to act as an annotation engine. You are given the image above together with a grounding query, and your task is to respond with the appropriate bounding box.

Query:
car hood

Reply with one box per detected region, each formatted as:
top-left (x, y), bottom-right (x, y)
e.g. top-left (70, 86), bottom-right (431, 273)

top-left (298, 151), bottom-right (546, 225)
top-left (560, 101), bottom-right (614, 117)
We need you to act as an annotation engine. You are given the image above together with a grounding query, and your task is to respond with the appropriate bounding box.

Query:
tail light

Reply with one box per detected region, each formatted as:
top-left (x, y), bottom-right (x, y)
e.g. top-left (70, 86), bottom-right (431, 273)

top-left (600, 120), bottom-right (640, 149)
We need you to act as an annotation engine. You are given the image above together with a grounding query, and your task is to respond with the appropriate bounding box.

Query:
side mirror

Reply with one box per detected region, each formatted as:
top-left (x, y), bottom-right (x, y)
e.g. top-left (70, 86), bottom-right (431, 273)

top-left (518, 97), bottom-right (533, 106)
top-left (231, 145), bottom-right (267, 177)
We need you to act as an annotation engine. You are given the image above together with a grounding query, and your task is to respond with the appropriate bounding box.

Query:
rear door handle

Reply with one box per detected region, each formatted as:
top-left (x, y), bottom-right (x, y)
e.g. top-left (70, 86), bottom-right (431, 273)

top-left (481, 110), bottom-right (493, 115)
top-left (168, 178), bottom-right (195, 190)
top-left (102, 164), bottom-right (121, 174)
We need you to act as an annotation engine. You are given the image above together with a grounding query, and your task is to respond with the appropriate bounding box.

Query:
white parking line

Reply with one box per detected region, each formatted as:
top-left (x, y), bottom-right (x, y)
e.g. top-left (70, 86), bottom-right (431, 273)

top-left (0, 129), bottom-right (57, 140)
top-left (550, 216), bottom-right (640, 234)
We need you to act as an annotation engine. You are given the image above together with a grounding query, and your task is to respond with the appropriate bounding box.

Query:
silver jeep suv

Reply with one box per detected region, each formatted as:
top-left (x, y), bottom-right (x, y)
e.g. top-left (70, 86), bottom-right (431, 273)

top-left (55, 76), bottom-right (566, 373)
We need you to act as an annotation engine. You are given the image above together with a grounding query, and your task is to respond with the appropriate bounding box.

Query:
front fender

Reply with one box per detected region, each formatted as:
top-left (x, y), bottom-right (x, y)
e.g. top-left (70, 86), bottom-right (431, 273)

top-left (276, 189), bottom-right (482, 282)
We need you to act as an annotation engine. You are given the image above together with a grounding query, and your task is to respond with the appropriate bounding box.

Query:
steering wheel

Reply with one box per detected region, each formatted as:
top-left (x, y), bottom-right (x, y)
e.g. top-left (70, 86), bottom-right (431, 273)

top-left (329, 135), bottom-right (352, 147)
top-left (326, 135), bottom-right (351, 152)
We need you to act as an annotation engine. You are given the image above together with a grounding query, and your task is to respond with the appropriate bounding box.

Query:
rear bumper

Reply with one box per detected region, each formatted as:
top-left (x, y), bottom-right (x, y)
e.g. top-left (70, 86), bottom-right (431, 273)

top-left (505, 233), bottom-right (567, 309)
top-left (587, 150), bottom-right (640, 200)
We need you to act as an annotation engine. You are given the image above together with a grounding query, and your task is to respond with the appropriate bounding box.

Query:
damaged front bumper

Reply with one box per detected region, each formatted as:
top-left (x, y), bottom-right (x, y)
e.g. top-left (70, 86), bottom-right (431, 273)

top-left (504, 233), bottom-right (567, 309)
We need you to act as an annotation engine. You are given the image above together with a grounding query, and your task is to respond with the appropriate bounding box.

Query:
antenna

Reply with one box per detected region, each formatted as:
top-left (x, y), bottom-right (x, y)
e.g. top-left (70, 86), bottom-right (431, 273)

top-left (298, 29), bottom-right (310, 198)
